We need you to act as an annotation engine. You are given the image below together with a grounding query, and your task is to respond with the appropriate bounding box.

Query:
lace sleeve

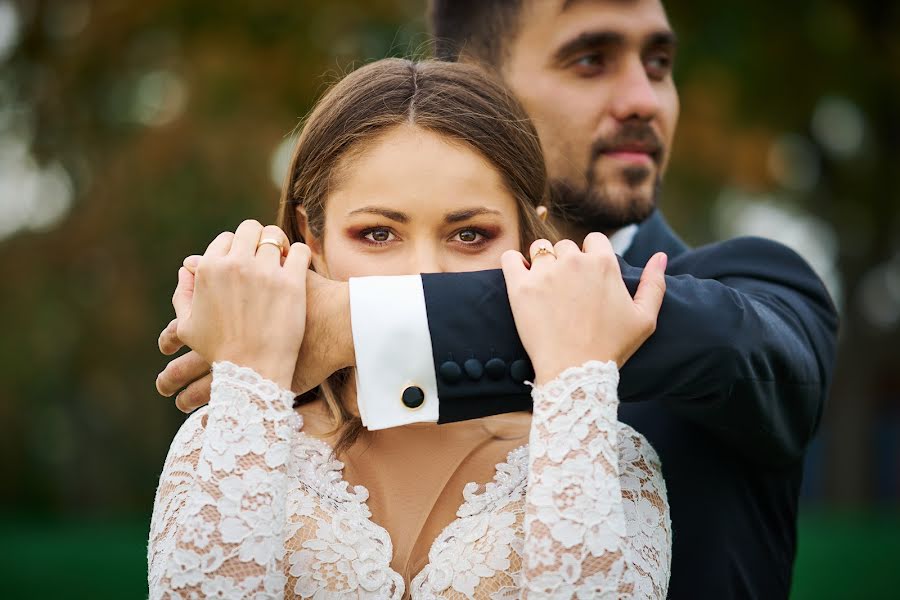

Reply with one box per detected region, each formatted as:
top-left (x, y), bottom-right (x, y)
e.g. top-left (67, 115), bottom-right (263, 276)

top-left (522, 360), bottom-right (669, 598)
top-left (147, 361), bottom-right (300, 599)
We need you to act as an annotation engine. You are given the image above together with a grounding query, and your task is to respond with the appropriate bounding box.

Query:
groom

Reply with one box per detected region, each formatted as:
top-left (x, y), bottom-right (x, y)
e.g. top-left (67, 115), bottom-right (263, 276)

top-left (157, 0), bottom-right (838, 598)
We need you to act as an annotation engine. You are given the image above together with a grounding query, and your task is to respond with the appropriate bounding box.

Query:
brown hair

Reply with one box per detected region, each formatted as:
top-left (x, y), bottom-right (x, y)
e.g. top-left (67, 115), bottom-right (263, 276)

top-left (276, 58), bottom-right (555, 454)
top-left (428, 0), bottom-right (524, 65)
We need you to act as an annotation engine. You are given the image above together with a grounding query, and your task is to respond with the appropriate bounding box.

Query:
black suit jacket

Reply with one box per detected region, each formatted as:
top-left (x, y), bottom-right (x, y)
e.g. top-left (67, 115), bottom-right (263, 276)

top-left (418, 210), bottom-right (839, 599)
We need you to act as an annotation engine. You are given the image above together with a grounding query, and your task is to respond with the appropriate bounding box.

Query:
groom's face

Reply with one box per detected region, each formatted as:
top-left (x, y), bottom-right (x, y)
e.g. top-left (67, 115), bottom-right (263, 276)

top-left (501, 0), bottom-right (679, 232)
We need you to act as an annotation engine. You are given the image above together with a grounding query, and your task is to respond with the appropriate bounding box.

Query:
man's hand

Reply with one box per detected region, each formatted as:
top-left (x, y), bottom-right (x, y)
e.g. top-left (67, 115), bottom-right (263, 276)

top-left (156, 255), bottom-right (355, 413)
top-left (157, 318), bottom-right (211, 412)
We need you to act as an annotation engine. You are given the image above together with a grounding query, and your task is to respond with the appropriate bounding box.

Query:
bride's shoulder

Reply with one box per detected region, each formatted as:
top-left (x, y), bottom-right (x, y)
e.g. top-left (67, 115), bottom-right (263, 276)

top-left (293, 398), bottom-right (336, 436)
top-left (617, 422), bottom-right (662, 471)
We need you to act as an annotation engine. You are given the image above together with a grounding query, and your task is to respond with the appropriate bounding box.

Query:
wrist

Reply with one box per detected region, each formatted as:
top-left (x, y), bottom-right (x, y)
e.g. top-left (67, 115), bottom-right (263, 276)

top-left (214, 351), bottom-right (296, 390)
top-left (331, 281), bottom-right (354, 369)
top-left (532, 353), bottom-right (621, 386)
top-left (314, 277), bottom-right (354, 369)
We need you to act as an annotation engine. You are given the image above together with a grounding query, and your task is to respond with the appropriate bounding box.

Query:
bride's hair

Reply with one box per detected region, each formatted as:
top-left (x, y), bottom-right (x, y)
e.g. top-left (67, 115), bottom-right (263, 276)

top-left (276, 58), bottom-right (555, 454)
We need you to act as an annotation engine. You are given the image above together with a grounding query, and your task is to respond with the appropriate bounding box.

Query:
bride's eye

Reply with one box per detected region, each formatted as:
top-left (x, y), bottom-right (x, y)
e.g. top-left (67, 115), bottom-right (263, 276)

top-left (451, 227), bottom-right (490, 247)
top-left (362, 227), bottom-right (396, 244)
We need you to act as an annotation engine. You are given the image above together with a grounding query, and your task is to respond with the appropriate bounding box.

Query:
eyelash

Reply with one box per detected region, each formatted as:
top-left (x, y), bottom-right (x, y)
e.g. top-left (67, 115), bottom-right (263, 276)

top-left (568, 52), bottom-right (673, 80)
top-left (358, 226), bottom-right (494, 249)
top-left (571, 53), bottom-right (606, 75)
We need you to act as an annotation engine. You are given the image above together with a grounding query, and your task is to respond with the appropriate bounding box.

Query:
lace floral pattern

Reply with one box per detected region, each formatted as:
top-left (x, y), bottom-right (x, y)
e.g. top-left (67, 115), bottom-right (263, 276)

top-left (148, 360), bottom-right (670, 599)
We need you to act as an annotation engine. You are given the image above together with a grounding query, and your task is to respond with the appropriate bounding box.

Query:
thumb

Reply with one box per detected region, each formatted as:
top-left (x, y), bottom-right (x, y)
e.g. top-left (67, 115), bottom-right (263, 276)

top-left (633, 252), bottom-right (667, 319)
top-left (172, 266), bottom-right (194, 322)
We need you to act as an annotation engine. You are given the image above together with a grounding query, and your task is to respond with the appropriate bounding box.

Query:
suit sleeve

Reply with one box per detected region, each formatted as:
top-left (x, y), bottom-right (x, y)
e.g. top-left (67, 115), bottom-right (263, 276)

top-left (348, 275), bottom-right (440, 429)
top-left (421, 237), bottom-right (839, 467)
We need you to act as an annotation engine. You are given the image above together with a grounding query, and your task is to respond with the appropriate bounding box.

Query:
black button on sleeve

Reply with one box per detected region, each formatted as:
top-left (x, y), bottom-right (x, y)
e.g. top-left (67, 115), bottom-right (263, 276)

top-left (484, 357), bottom-right (507, 380)
top-left (510, 359), bottom-right (534, 384)
top-left (439, 361), bottom-right (463, 384)
top-left (463, 358), bottom-right (484, 380)
top-left (401, 386), bottom-right (425, 409)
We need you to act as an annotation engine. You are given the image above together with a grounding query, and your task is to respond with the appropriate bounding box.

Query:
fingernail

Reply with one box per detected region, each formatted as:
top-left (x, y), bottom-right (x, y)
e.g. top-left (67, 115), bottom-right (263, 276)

top-left (156, 375), bottom-right (169, 397)
top-left (658, 252), bottom-right (668, 270)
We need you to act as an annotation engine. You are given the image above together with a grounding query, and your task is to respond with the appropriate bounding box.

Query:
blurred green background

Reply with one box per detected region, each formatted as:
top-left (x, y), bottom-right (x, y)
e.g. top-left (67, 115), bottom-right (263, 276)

top-left (0, 0), bottom-right (897, 598)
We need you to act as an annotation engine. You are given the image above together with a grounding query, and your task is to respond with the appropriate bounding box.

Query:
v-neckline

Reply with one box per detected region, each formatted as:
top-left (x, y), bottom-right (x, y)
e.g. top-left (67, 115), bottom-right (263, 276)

top-left (292, 429), bottom-right (529, 593)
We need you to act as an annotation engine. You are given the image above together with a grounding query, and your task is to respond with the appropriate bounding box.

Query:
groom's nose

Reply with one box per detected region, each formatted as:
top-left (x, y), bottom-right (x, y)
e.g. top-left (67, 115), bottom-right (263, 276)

top-left (608, 56), bottom-right (661, 123)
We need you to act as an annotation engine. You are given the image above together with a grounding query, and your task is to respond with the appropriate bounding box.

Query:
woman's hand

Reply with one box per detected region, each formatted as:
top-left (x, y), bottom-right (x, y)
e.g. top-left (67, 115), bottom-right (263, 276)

top-left (501, 233), bottom-right (667, 385)
top-left (172, 219), bottom-right (311, 389)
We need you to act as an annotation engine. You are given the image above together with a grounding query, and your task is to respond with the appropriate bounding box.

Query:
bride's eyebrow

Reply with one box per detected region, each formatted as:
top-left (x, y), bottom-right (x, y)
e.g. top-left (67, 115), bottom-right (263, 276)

top-left (444, 207), bottom-right (503, 223)
top-left (346, 206), bottom-right (409, 223)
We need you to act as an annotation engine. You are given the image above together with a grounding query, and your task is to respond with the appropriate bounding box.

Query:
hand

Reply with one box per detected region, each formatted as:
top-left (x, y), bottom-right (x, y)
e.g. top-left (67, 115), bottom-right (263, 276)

top-left (171, 220), bottom-right (311, 389)
top-left (501, 233), bottom-right (667, 384)
top-left (157, 242), bottom-right (355, 412)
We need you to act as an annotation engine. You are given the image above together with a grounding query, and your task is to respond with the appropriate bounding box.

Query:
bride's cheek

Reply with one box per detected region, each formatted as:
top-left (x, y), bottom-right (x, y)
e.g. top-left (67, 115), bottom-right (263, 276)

top-left (449, 247), bottom-right (506, 272)
top-left (321, 252), bottom-right (386, 280)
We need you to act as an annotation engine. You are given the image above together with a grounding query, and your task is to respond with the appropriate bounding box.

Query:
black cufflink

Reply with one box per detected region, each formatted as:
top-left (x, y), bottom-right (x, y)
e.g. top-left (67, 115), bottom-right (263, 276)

top-left (439, 361), bottom-right (463, 384)
top-left (510, 359), bottom-right (534, 384)
top-left (484, 357), bottom-right (507, 380)
top-left (463, 358), bottom-right (484, 380)
top-left (401, 385), bottom-right (425, 409)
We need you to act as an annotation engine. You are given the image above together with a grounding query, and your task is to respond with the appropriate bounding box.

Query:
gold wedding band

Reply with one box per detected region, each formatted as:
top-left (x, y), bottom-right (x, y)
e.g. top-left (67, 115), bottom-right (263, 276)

top-left (531, 246), bottom-right (556, 260)
top-left (257, 238), bottom-right (285, 254)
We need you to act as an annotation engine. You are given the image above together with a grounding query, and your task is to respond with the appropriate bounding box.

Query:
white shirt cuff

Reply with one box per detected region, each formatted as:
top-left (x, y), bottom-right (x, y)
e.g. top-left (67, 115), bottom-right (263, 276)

top-left (348, 275), bottom-right (439, 430)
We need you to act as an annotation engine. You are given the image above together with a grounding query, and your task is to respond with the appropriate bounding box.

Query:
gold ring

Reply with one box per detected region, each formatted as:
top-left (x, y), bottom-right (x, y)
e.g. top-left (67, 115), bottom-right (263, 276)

top-left (257, 238), bottom-right (285, 254)
top-left (531, 246), bottom-right (556, 260)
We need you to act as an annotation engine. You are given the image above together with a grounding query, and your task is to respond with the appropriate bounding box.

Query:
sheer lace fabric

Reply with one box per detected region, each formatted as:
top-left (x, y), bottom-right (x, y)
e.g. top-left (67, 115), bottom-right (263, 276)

top-left (148, 361), bottom-right (670, 599)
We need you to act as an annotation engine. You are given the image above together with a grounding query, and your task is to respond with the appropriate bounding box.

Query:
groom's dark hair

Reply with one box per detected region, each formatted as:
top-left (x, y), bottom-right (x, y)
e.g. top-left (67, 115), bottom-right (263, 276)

top-left (428, 0), bottom-right (523, 65)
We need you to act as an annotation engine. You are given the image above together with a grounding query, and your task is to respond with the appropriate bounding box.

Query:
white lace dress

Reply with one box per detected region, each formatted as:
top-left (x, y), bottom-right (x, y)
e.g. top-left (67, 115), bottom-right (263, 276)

top-left (148, 360), bottom-right (670, 599)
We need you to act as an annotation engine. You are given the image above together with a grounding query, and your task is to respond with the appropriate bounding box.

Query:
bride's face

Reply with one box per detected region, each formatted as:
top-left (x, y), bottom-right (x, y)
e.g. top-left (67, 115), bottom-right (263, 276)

top-left (303, 125), bottom-right (523, 280)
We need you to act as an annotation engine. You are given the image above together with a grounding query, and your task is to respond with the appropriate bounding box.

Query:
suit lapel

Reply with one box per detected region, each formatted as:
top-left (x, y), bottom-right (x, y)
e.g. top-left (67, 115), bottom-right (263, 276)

top-left (623, 209), bottom-right (690, 266)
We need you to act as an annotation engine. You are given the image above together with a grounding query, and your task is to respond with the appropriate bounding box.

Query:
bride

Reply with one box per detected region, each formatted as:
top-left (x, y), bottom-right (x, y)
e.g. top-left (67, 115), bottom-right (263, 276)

top-left (147, 58), bottom-right (671, 599)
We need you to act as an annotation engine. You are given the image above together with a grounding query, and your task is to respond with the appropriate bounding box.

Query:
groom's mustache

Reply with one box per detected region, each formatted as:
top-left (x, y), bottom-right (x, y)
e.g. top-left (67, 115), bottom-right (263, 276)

top-left (589, 122), bottom-right (664, 166)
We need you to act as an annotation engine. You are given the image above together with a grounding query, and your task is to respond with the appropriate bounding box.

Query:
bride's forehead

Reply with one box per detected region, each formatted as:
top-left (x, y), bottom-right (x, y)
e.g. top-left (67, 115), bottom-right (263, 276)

top-left (344, 126), bottom-right (498, 180)
top-left (326, 127), bottom-right (516, 221)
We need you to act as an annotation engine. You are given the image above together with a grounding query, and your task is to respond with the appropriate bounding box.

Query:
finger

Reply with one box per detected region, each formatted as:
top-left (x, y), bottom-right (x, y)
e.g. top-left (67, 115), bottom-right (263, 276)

top-left (553, 239), bottom-right (580, 259)
top-left (205, 232), bottom-right (234, 258)
top-left (156, 350), bottom-right (211, 397)
top-left (158, 318), bottom-right (184, 355)
top-left (283, 242), bottom-right (312, 275)
top-left (528, 238), bottom-right (557, 271)
top-left (229, 219), bottom-right (264, 258)
top-left (175, 373), bottom-right (213, 413)
top-left (633, 252), bottom-right (668, 321)
top-left (183, 255), bottom-right (201, 274)
top-left (256, 225), bottom-right (290, 265)
top-left (582, 231), bottom-right (615, 256)
top-left (171, 267), bottom-right (194, 322)
top-left (500, 249), bottom-right (529, 283)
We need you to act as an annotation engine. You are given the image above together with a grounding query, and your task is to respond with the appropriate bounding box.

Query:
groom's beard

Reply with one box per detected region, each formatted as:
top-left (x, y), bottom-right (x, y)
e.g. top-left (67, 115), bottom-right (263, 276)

top-left (550, 121), bottom-right (664, 233)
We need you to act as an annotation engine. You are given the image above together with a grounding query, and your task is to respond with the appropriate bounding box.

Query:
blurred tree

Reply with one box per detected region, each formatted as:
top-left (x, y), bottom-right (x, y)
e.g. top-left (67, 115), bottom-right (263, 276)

top-left (0, 0), bottom-right (897, 518)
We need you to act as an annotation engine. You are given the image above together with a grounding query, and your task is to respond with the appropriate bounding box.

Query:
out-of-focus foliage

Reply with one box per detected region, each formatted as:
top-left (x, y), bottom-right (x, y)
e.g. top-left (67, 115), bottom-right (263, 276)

top-left (0, 0), bottom-right (427, 514)
top-left (0, 0), bottom-right (897, 596)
